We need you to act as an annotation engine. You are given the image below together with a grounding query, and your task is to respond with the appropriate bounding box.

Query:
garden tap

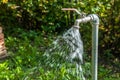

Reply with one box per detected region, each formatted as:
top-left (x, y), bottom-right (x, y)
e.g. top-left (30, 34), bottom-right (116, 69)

top-left (62, 8), bottom-right (99, 80)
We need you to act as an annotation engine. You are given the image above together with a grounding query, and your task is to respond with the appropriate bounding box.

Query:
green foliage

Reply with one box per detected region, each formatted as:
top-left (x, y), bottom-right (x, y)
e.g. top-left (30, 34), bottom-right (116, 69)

top-left (0, 28), bottom-right (119, 79)
top-left (0, 0), bottom-right (120, 79)
top-left (1, 0), bottom-right (120, 56)
top-left (0, 28), bottom-right (86, 79)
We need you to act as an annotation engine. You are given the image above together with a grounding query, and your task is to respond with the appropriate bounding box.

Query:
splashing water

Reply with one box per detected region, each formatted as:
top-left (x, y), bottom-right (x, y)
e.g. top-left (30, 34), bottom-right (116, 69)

top-left (43, 26), bottom-right (85, 80)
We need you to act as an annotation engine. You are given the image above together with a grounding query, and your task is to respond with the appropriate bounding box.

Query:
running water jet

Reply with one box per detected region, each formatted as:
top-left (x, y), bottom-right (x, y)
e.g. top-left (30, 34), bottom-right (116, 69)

top-left (43, 26), bottom-right (85, 80)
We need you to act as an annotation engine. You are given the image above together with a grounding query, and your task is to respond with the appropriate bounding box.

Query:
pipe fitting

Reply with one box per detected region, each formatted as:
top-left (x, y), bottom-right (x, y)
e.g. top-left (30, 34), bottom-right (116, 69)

top-left (90, 14), bottom-right (99, 25)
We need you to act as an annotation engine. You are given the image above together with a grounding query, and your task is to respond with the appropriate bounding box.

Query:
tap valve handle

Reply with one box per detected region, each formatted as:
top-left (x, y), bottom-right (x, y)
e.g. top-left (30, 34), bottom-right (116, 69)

top-left (62, 8), bottom-right (86, 17)
top-left (62, 8), bottom-right (81, 15)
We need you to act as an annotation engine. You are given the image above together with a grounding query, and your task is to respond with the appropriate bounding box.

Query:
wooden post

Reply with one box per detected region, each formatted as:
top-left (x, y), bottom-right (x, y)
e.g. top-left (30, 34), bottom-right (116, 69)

top-left (0, 27), bottom-right (7, 59)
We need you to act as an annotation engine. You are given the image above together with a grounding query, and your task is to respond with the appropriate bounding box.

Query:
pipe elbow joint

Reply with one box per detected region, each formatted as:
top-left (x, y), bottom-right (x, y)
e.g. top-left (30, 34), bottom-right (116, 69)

top-left (89, 14), bottom-right (99, 25)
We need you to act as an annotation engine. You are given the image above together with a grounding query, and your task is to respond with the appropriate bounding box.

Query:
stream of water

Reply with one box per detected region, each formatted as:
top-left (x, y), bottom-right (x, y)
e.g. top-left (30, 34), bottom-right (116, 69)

top-left (43, 26), bottom-right (85, 80)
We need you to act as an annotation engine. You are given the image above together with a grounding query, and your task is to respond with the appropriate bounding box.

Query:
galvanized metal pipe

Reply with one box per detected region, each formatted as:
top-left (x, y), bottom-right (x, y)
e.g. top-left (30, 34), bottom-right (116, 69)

top-left (91, 14), bottom-right (99, 80)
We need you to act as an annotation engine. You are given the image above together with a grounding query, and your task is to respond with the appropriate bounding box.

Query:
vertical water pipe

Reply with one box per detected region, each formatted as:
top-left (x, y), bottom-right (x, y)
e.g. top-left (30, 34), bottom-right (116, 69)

top-left (91, 14), bottom-right (99, 80)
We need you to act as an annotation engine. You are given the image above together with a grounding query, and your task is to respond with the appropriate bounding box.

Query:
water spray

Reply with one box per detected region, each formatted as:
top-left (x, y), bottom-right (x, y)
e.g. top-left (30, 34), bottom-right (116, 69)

top-left (62, 8), bottom-right (99, 80)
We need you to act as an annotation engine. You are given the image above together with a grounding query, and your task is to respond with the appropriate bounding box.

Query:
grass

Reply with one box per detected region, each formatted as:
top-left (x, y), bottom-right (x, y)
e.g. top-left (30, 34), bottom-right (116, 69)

top-left (0, 28), bottom-right (120, 80)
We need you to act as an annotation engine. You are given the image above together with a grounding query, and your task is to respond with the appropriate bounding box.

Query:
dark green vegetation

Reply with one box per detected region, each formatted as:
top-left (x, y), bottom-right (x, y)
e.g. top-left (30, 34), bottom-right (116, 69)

top-left (0, 0), bottom-right (120, 80)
